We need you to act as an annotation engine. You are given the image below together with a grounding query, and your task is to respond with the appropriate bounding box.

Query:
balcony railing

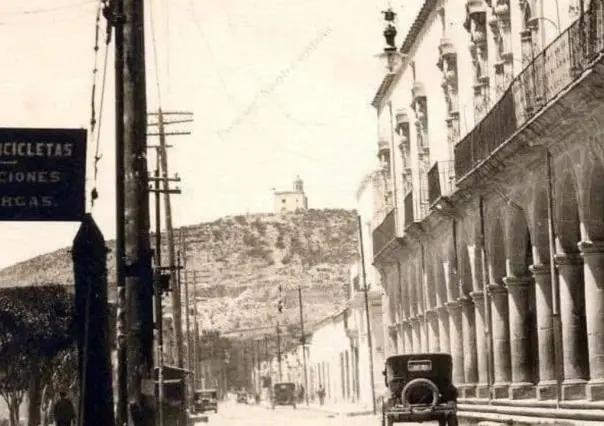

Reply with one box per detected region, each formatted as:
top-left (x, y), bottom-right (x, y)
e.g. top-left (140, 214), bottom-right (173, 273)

top-left (455, 8), bottom-right (603, 180)
top-left (428, 161), bottom-right (456, 206)
top-left (404, 191), bottom-right (414, 229)
top-left (372, 208), bottom-right (396, 256)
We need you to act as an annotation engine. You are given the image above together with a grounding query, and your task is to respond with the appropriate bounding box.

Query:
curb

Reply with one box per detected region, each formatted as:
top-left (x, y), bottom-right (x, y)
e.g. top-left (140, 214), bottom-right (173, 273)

top-left (258, 402), bottom-right (375, 417)
top-left (299, 406), bottom-right (375, 417)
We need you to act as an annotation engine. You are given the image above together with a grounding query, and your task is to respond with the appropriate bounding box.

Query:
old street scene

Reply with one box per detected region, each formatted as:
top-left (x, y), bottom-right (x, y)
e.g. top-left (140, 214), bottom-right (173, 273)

top-left (1, 0), bottom-right (604, 426)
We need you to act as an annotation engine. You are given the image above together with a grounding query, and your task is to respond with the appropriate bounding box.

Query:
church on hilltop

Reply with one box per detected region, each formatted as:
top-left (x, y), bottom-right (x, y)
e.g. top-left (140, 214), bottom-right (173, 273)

top-left (273, 176), bottom-right (308, 214)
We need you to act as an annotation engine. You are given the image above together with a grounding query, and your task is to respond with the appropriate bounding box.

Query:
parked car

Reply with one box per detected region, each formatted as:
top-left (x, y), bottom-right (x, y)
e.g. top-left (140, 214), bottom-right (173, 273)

top-left (271, 382), bottom-right (296, 409)
top-left (192, 388), bottom-right (218, 413)
top-left (236, 391), bottom-right (248, 404)
top-left (381, 353), bottom-right (458, 426)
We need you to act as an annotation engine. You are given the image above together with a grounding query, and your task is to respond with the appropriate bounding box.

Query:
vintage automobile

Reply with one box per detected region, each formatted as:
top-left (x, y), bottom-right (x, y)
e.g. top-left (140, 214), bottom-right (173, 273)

top-left (271, 382), bottom-right (297, 409)
top-left (192, 388), bottom-right (218, 414)
top-left (236, 391), bottom-right (248, 404)
top-left (381, 353), bottom-right (458, 426)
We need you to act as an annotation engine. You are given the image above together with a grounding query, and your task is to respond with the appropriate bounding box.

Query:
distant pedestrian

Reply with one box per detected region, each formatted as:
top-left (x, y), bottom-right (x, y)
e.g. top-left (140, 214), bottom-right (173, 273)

top-left (318, 385), bottom-right (325, 406)
top-left (52, 391), bottom-right (76, 426)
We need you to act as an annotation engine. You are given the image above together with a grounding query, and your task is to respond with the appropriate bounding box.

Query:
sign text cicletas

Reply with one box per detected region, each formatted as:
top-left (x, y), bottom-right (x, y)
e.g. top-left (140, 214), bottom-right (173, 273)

top-left (0, 128), bottom-right (87, 222)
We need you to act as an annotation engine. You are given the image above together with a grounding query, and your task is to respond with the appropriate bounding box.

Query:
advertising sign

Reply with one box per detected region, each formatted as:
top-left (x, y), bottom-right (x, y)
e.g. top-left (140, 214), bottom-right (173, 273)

top-left (0, 127), bottom-right (87, 221)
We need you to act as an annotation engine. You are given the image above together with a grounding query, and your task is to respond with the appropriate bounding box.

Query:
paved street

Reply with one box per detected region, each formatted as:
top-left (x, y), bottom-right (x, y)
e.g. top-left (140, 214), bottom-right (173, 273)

top-left (192, 400), bottom-right (443, 426)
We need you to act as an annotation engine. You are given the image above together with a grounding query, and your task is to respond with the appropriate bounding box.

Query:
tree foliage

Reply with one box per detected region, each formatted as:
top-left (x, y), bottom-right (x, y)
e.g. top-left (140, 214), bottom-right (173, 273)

top-left (0, 285), bottom-right (74, 363)
top-left (0, 353), bottom-right (28, 426)
top-left (0, 285), bottom-right (76, 426)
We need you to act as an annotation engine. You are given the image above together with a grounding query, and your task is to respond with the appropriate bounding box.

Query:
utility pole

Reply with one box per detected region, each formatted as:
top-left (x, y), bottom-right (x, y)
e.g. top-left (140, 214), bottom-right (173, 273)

top-left (147, 110), bottom-right (192, 368)
top-left (297, 285), bottom-right (309, 405)
top-left (191, 270), bottom-right (200, 388)
top-left (122, 0), bottom-right (154, 423)
top-left (150, 148), bottom-right (164, 426)
top-left (113, 0), bottom-right (128, 420)
top-left (276, 323), bottom-right (282, 382)
top-left (180, 231), bottom-right (193, 405)
top-left (177, 249), bottom-right (190, 406)
top-left (358, 215), bottom-right (377, 415)
top-left (256, 339), bottom-right (261, 396)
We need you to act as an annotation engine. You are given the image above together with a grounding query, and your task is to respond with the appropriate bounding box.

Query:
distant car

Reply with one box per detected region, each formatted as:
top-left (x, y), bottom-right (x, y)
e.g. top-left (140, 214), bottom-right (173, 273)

top-left (192, 388), bottom-right (218, 413)
top-left (271, 382), bottom-right (296, 409)
top-left (381, 353), bottom-right (458, 426)
top-left (236, 391), bottom-right (248, 404)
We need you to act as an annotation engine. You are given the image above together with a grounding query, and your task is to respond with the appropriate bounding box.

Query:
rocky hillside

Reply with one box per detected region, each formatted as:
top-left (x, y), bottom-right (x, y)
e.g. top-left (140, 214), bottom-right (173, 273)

top-left (0, 209), bottom-right (360, 337)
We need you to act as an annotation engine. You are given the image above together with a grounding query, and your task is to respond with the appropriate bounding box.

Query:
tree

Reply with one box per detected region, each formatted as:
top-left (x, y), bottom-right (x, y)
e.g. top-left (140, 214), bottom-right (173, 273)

top-left (0, 285), bottom-right (75, 426)
top-left (39, 347), bottom-right (78, 426)
top-left (0, 353), bottom-right (28, 426)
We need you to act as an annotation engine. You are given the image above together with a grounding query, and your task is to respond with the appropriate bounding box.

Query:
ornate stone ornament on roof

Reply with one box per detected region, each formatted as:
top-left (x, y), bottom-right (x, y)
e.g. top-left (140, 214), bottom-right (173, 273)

top-left (464, 0), bottom-right (491, 121)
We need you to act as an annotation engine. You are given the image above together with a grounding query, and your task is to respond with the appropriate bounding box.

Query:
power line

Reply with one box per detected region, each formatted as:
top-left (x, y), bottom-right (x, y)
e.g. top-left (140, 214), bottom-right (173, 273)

top-left (88, 0), bottom-right (112, 208)
top-left (148, 0), bottom-right (163, 107)
top-left (1, 0), bottom-right (96, 16)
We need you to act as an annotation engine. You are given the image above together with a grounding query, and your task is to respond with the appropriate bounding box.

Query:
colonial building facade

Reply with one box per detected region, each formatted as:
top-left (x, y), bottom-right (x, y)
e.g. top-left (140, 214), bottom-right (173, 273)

top-left (371, 0), bottom-right (604, 423)
top-left (258, 268), bottom-right (384, 409)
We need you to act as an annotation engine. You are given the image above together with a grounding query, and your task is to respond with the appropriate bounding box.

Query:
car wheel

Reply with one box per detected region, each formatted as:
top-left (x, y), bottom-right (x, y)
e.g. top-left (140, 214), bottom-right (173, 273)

top-left (447, 414), bottom-right (459, 426)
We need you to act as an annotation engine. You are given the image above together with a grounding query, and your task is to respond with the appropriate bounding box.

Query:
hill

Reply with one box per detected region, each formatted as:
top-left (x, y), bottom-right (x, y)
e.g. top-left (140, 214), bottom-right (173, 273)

top-left (0, 208), bottom-right (360, 338)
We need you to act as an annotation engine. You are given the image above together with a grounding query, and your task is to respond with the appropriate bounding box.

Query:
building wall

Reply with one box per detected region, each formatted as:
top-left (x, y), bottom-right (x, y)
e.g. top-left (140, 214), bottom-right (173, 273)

top-left (273, 191), bottom-right (308, 214)
top-left (370, 0), bottom-right (604, 422)
top-left (273, 176), bottom-right (308, 213)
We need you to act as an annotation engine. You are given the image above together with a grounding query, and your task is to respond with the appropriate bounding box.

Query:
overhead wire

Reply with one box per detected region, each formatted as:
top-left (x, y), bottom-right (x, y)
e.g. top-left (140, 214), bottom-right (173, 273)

top-left (89, 0), bottom-right (112, 208)
top-left (148, 0), bottom-right (163, 108)
top-left (1, 1), bottom-right (96, 16)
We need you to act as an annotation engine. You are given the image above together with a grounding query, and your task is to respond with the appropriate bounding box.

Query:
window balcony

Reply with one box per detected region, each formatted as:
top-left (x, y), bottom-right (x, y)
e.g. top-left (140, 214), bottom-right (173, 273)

top-left (454, 8), bottom-right (604, 185)
top-left (428, 161), bottom-right (456, 206)
top-left (372, 207), bottom-right (396, 258)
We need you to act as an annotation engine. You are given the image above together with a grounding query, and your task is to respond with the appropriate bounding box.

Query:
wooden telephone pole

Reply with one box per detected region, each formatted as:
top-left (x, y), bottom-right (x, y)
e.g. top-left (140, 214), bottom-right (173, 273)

top-left (115, 0), bottom-right (155, 423)
top-left (147, 110), bottom-right (192, 369)
top-left (179, 230), bottom-right (193, 405)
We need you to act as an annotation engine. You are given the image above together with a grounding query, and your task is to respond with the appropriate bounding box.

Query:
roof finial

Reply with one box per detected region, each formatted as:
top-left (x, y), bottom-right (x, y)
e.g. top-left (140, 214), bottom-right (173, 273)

top-left (382, 7), bottom-right (397, 53)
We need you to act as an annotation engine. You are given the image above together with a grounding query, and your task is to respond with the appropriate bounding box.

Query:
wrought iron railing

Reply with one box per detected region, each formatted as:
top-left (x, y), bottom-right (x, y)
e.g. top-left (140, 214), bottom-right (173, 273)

top-left (428, 160), bottom-right (456, 205)
top-left (454, 6), bottom-right (604, 180)
top-left (372, 208), bottom-right (396, 256)
top-left (404, 191), bottom-right (414, 229)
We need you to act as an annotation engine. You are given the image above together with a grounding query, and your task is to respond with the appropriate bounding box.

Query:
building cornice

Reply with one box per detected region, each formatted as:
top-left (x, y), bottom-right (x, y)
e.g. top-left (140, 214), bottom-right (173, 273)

top-left (371, 72), bottom-right (397, 110)
top-left (399, 0), bottom-right (441, 55)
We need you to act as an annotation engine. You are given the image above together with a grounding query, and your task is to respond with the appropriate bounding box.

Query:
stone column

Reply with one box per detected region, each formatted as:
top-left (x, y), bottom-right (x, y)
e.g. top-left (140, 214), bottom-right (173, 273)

top-left (426, 310), bottom-right (440, 352)
top-left (403, 319), bottom-right (413, 354)
top-left (460, 297), bottom-right (478, 397)
top-left (529, 264), bottom-right (557, 400)
top-left (504, 276), bottom-right (536, 399)
top-left (446, 301), bottom-right (465, 386)
top-left (419, 314), bottom-right (428, 352)
top-left (471, 291), bottom-right (490, 398)
top-left (578, 241), bottom-right (604, 400)
top-left (388, 325), bottom-right (398, 356)
top-left (438, 306), bottom-right (450, 355)
top-left (489, 285), bottom-right (511, 399)
top-left (555, 253), bottom-right (588, 400)
top-left (411, 316), bottom-right (421, 354)
top-left (397, 322), bottom-right (405, 354)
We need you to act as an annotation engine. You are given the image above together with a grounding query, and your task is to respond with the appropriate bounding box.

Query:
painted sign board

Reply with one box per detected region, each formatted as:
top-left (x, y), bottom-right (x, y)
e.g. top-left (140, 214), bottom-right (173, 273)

top-left (0, 127), bottom-right (87, 221)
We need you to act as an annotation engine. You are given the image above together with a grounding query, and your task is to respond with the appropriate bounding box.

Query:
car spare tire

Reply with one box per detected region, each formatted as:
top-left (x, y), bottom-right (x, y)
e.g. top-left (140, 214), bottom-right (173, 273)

top-left (400, 378), bottom-right (439, 411)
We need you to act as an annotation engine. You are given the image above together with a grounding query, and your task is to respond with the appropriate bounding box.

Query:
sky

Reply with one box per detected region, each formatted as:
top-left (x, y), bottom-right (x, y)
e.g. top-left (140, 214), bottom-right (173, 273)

top-left (0, 0), bottom-right (415, 269)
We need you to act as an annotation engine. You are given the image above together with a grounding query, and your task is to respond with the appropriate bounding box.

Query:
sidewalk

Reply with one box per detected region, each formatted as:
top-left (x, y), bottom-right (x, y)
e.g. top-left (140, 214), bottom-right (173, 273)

top-left (296, 401), bottom-right (376, 417)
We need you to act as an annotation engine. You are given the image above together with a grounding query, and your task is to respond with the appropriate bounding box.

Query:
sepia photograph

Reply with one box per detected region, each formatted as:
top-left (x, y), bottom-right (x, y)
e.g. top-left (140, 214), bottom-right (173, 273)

top-left (0, 0), bottom-right (602, 426)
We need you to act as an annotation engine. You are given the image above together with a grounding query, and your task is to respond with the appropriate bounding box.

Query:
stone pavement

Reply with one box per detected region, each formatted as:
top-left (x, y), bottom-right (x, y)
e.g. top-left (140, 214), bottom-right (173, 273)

top-left (291, 401), bottom-right (376, 417)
